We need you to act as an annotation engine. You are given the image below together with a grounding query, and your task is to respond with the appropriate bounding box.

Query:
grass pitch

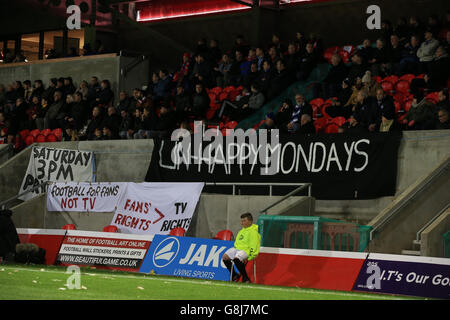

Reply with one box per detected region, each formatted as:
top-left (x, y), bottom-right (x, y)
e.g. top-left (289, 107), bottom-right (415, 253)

top-left (0, 264), bottom-right (423, 300)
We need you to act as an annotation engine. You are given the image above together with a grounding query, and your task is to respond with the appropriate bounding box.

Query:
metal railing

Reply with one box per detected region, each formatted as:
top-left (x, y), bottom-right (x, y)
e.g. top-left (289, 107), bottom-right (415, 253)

top-left (204, 182), bottom-right (311, 197)
top-left (415, 203), bottom-right (450, 243)
top-left (369, 155), bottom-right (450, 241)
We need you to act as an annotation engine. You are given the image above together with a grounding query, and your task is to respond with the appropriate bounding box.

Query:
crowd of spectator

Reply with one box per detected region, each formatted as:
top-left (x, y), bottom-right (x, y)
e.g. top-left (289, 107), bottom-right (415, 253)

top-left (0, 12), bottom-right (449, 149)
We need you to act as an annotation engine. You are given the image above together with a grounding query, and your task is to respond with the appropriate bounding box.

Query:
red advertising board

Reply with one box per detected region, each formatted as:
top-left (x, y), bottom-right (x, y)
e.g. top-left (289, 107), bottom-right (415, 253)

top-left (17, 228), bottom-right (66, 265)
top-left (250, 247), bottom-right (368, 291)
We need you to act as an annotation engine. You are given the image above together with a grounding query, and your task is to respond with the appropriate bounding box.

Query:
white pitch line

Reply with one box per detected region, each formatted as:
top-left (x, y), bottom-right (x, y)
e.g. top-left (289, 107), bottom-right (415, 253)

top-left (0, 266), bottom-right (408, 300)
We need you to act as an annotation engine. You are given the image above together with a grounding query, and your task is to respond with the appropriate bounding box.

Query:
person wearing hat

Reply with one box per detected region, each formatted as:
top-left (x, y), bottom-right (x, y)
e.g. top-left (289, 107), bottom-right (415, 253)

top-left (361, 70), bottom-right (382, 98)
top-left (259, 112), bottom-right (278, 130)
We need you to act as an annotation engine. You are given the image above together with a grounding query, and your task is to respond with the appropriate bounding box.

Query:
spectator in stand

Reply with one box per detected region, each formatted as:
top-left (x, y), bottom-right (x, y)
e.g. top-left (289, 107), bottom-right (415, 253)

top-left (240, 48), bottom-right (257, 78)
top-left (55, 78), bottom-right (65, 97)
top-left (153, 69), bottom-right (172, 103)
top-left (307, 33), bottom-right (324, 57)
top-left (379, 106), bottom-right (400, 132)
top-left (66, 92), bottom-right (86, 130)
top-left (11, 97), bottom-right (29, 132)
top-left (63, 77), bottom-right (76, 96)
top-left (284, 43), bottom-right (300, 80)
top-left (116, 90), bottom-right (131, 114)
top-left (397, 35), bottom-right (421, 75)
top-left (427, 46), bottom-right (450, 91)
top-left (173, 53), bottom-right (191, 88)
top-left (95, 79), bottom-right (114, 108)
top-left (207, 39), bottom-right (222, 63)
top-left (341, 112), bottom-right (365, 134)
top-left (257, 60), bottom-right (275, 97)
top-left (358, 39), bottom-right (376, 65)
top-left (255, 47), bottom-right (266, 71)
top-left (23, 80), bottom-right (33, 103)
top-left (324, 78), bottom-right (353, 118)
top-left (351, 90), bottom-right (372, 131)
top-left (436, 107), bottom-right (450, 129)
top-left (427, 14), bottom-right (441, 38)
top-left (236, 83), bottom-right (265, 121)
top-left (12, 81), bottom-right (24, 101)
top-left (128, 88), bottom-right (145, 114)
top-left (232, 35), bottom-right (250, 58)
top-left (296, 114), bottom-right (316, 135)
top-left (297, 42), bottom-right (318, 81)
top-left (285, 94), bottom-right (312, 133)
top-left (43, 90), bottom-right (64, 129)
top-left (321, 53), bottom-right (348, 100)
top-left (267, 45), bottom-right (281, 65)
top-left (31, 80), bottom-right (45, 100)
top-left (217, 86), bottom-right (250, 120)
top-left (370, 38), bottom-right (391, 77)
top-left (134, 107), bottom-right (156, 139)
top-left (361, 71), bottom-right (382, 98)
top-left (267, 59), bottom-right (291, 101)
top-left (259, 112), bottom-right (278, 130)
top-left (368, 88), bottom-right (395, 132)
top-left (35, 97), bottom-right (49, 130)
top-left (215, 53), bottom-right (233, 88)
top-left (394, 17), bottom-right (410, 45)
top-left (84, 106), bottom-right (104, 140)
top-left (270, 33), bottom-right (287, 56)
top-left (101, 106), bottom-right (121, 137)
top-left (407, 16), bottom-right (424, 40)
top-left (294, 31), bottom-right (307, 55)
top-left (43, 78), bottom-right (57, 103)
top-left (149, 104), bottom-right (177, 138)
top-left (0, 85), bottom-right (6, 111)
top-left (444, 30), bottom-right (450, 53)
top-left (417, 28), bottom-right (440, 74)
top-left (102, 125), bottom-right (119, 140)
top-left (191, 82), bottom-right (210, 119)
top-left (173, 84), bottom-right (191, 124)
top-left (75, 80), bottom-right (89, 101)
top-left (389, 34), bottom-right (404, 74)
top-left (348, 51), bottom-right (367, 84)
top-left (26, 96), bottom-right (40, 130)
top-left (436, 89), bottom-right (449, 110)
top-left (403, 91), bottom-right (438, 130)
top-left (118, 109), bottom-right (134, 139)
top-left (190, 53), bottom-right (214, 88)
top-left (87, 76), bottom-right (101, 104)
top-left (243, 62), bottom-right (260, 88)
top-left (228, 50), bottom-right (245, 86)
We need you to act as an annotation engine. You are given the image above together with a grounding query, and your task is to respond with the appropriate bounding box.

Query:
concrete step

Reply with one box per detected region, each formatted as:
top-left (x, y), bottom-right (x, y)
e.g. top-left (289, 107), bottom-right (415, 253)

top-left (413, 239), bottom-right (421, 245)
top-left (401, 250), bottom-right (421, 256)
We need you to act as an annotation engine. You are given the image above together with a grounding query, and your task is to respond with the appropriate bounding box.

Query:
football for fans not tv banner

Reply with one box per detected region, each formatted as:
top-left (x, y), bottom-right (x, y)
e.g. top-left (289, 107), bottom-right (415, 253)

top-left (111, 182), bottom-right (204, 235)
top-left (146, 132), bottom-right (402, 200)
top-left (19, 146), bottom-right (95, 201)
top-left (47, 182), bottom-right (127, 212)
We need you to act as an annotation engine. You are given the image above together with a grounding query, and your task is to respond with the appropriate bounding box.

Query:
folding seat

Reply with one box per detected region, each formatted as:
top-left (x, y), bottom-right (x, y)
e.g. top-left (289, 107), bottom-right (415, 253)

top-left (213, 230), bottom-right (234, 241)
top-left (224, 121), bottom-right (238, 130)
top-left (210, 87), bottom-right (222, 95)
top-left (52, 128), bottom-right (63, 141)
top-left (395, 80), bottom-right (410, 94)
top-left (41, 128), bottom-right (52, 137)
top-left (253, 119), bottom-right (265, 130)
top-left (425, 92), bottom-right (439, 104)
top-left (372, 76), bottom-right (382, 83)
top-left (169, 227), bottom-right (186, 237)
top-left (404, 100), bottom-right (413, 113)
top-left (228, 90), bottom-right (241, 102)
top-left (223, 86), bottom-right (235, 93)
top-left (30, 129), bottom-right (41, 139)
top-left (46, 133), bottom-right (58, 142)
top-left (313, 117), bottom-right (329, 133)
top-left (382, 75), bottom-right (399, 85)
top-left (35, 134), bottom-right (46, 143)
top-left (103, 225), bottom-right (118, 233)
top-left (24, 135), bottom-right (35, 146)
top-left (381, 81), bottom-right (394, 95)
top-left (309, 98), bottom-right (324, 109)
top-left (399, 74), bottom-right (415, 83)
top-left (18, 130), bottom-right (30, 141)
top-left (218, 91), bottom-right (229, 102)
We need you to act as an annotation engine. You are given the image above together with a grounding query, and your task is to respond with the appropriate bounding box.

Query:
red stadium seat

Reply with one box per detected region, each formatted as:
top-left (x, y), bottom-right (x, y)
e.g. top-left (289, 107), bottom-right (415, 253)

top-left (382, 75), bottom-right (398, 85)
top-left (309, 98), bottom-right (324, 108)
top-left (393, 92), bottom-right (406, 103)
top-left (425, 92), bottom-right (439, 104)
top-left (253, 119), bottom-right (266, 130)
top-left (169, 227), bottom-right (186, 237)
top-left (103, 225), bottom-right (118, 233)
top-left (223, 86), bottom-right (235, 93)
top-left (395, 80), bottom-right (410, 94)
top-left (210, 87), bottom-right (222, 95)
top-left (314, 117), bottom-right (329, 133)
top-left (52, 128), bottom-right (63, 141)
top-left (381, 81), bottom-right (394, 94)
top-left (372, 76), bottom-right (382, 83)
top-left (399, 74), bottom-right (415, 83)
top-left (208, 93), bottom-right (217, 105)
top-left (18, 130), bottom-right (30, 141)
top-left (46, 133), bottom-right (58, 142)
top-left (41, 128), bottom-right (52, 137)
top-left (35, 134), bottom-right (46, 143)
top-left (218, 91), bottom-right (229, 102)
top-left (30, 129), bottom-right (41, 139)
top-left (224, 121), bottom-right (238, 130)
top-left (24, 135), bottom-right (34, 146)
top-left (321, 103), bottom-right (332, 118)
top-left (213, 229), bottom-right (234, 241)
top-left (62, 224), bottom-right (76, 230)
top-left (228, 90), bottom-right (241, 102)
top-left (404, 100), bottom-right (413, 113)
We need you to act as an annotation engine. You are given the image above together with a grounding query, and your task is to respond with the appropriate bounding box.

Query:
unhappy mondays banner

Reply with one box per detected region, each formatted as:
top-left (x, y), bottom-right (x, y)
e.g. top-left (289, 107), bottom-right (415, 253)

top-left (146, 127), bottom-right (402, 200)
top-left (19, 146), bottom-right (95, 201)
